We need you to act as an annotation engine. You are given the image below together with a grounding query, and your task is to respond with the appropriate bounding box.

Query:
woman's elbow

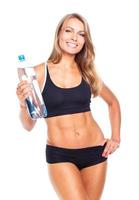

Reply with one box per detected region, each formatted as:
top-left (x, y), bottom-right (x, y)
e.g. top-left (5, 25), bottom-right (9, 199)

top-left (21, 120), bottom-right (36, 132)
top-left (109, 98), bottom-right (121, 113)
top-left (25, 126), bottom-right (34, 132)
top-left (112, 97), bottom-right (120, 107)
top-left (22, 124), bottom-right (34, 132)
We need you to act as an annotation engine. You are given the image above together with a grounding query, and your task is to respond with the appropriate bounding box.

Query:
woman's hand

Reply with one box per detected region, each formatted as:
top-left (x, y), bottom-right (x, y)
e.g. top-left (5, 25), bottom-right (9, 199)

top-left (16, 80), bottom-right (32, 108)
top-left (102, 138), bottom-right (120, 158)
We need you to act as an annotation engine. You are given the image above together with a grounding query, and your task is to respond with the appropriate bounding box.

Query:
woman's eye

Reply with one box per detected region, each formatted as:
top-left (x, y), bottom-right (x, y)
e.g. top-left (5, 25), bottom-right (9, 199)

top-left (65, 29), bottom-right (71, 33)
top-left (79, 33), bottom-right (85, 37)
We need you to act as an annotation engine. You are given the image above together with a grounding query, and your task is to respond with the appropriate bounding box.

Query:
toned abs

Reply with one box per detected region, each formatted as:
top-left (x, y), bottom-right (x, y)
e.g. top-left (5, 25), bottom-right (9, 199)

top-left (45, 111), bottom-right (105, 148)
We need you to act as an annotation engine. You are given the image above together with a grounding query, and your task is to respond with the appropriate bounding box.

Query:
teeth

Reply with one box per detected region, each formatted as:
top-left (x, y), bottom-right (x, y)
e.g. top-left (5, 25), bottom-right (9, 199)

top-left (67, 42), bottom-right (77, 48)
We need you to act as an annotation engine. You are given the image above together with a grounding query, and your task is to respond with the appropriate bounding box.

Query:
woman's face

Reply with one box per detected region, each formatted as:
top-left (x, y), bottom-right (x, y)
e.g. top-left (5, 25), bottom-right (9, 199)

top-left (59, 18), bottom-right (85, 55)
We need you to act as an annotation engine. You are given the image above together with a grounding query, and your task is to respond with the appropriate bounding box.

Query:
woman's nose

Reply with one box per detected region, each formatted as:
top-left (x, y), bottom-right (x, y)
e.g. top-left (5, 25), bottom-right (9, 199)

top-left (71, 33), bottom-right (77, 41)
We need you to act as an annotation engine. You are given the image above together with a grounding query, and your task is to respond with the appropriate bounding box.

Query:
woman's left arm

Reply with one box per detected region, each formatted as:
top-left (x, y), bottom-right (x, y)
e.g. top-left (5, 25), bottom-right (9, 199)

top-left (99, 82), bottom-right (121, 157)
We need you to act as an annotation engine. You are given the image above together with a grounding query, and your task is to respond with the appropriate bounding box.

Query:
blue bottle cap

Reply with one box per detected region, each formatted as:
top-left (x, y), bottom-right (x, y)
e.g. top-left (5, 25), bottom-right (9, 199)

top-left (18, 54), bottom-right (25, 61)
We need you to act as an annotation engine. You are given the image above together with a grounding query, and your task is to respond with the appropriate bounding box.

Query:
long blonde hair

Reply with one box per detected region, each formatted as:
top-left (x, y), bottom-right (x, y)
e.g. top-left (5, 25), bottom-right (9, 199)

top-left (48, 13), bottom-right (103, 97)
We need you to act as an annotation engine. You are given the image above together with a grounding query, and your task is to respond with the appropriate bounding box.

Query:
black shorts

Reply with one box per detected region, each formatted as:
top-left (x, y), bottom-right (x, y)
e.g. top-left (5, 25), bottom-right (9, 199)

top-left (45, 143), bottom-right (107, 170)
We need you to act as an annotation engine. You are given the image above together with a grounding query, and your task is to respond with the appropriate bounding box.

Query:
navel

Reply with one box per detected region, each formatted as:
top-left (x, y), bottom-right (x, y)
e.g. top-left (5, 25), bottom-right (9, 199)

top-left (73, 128), bottom-right (80, 137)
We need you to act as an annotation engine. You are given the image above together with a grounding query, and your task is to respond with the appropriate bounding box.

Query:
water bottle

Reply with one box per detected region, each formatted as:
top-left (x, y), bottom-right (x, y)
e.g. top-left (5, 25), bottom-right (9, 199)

top-left (17, 54), bottom-right (47, 119)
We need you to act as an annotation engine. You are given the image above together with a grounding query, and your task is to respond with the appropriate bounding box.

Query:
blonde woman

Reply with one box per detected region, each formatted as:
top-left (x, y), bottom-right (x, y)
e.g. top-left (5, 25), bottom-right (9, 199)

top-left (16, 13), bottom-right (121, 200)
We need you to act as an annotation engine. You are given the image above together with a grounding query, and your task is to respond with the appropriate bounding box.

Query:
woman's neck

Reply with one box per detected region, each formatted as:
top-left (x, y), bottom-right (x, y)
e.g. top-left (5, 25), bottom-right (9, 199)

top-left (59, 54), bottom-right (76, 70)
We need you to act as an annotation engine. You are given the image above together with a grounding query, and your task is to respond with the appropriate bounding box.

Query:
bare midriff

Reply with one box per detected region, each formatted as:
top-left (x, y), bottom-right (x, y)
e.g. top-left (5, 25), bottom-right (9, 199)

top-left (45, 111), bottom-right (105, 148)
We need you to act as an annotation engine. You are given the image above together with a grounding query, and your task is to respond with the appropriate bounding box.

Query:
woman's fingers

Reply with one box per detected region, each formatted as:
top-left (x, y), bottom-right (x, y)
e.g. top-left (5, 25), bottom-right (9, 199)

top-left (16, 81), bottom-right (33, 105)
top-left (102, 139), bottom-right (120, 157)
top-left (100, 138), bottom-right (108, 146)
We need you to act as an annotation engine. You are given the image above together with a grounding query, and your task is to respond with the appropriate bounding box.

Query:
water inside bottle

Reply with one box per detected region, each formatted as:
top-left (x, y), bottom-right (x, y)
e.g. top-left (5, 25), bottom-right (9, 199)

top-left (17, 57), bottom-right (47, 119)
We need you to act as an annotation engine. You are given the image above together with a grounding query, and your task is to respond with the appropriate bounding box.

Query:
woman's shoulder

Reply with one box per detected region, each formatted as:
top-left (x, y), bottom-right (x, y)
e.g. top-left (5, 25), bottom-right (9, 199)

top-left (34, 61), bottom-right (46, 88)
top-left (47, 61), bottom-right (58, 69)
top-left (34, 61), bottom-right (46, 72)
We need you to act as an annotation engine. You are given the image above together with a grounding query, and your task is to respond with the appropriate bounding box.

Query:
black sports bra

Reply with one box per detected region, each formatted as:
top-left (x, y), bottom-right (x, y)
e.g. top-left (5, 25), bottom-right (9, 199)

top-left (42, 65), bottom-right (92, 118)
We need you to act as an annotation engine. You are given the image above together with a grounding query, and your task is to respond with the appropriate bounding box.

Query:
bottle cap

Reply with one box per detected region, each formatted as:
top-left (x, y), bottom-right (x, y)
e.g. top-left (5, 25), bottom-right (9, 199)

top-left (18, 55), bottom-right (25, 62)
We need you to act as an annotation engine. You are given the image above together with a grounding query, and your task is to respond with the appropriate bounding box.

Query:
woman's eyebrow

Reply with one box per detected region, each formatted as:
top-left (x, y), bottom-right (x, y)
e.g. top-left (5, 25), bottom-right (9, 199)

top-left (65, 26), bottom-right (85, 32)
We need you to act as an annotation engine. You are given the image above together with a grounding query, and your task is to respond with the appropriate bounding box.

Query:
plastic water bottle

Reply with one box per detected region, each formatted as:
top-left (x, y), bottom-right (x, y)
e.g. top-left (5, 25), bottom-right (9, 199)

top-left (17, 54), bottom-right (47, 119)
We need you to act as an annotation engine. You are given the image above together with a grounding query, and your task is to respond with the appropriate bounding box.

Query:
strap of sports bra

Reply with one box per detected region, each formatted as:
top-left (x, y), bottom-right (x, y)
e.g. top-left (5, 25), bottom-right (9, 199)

top-left (41, 61), bottom-right (47, 92)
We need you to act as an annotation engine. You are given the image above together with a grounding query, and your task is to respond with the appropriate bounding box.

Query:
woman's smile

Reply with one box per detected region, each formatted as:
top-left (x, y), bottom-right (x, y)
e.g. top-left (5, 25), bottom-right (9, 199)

top-left (66, 42), bottom-right (78, 48)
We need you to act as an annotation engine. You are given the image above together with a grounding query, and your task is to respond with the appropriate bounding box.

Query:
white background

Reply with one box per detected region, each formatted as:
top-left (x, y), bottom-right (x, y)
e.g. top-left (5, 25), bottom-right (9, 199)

top-left (0, 0), bottom-right (139, 199)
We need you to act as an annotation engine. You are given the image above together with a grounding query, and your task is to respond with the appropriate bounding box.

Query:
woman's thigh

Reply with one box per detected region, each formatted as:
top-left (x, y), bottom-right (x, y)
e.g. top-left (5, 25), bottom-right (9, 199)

top-left (47, 162), bottom-right (89, 200)
top-left (80, 161), bottom-right (107, 200)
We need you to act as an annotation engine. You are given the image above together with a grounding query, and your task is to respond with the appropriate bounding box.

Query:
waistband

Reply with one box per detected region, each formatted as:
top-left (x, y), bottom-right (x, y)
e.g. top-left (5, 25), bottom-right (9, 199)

top-left (46, 142), bottom-right (107, 153)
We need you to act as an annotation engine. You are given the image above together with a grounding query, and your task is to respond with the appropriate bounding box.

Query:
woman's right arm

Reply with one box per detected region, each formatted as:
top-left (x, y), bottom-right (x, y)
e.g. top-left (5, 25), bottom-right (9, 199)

top-left (16, 80), bottom-right (37, 131)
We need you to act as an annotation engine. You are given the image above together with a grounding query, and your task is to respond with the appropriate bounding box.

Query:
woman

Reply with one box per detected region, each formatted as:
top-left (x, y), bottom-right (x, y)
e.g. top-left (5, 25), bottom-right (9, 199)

top-left (16, 13), bottom-right (121, 200)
